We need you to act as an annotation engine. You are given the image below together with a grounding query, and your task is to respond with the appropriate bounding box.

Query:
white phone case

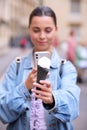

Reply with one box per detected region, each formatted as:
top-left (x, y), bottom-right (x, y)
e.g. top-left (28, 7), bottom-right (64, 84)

top-left (34, 51), bottom-right (51, 67)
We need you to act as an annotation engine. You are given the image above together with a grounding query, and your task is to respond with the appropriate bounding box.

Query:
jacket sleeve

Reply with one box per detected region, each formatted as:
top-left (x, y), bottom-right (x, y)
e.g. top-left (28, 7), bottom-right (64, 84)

top-left (46, 61), bottom-right (80, 122)
top-left (0, 60), bottom-right (31, 124)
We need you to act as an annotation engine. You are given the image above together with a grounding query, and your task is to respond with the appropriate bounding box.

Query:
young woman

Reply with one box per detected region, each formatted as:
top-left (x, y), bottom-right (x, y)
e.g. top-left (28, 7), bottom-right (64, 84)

top-left (0, 6), bottom-right (80, 130)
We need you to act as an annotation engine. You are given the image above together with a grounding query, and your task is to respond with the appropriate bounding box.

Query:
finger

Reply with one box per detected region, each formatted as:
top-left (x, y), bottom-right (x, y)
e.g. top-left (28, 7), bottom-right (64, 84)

top-left (32, 72), bottom-right (37, 79)
top-left (32, 89), bottom-right (50, 100)
top-left (29, 68), bottom-right (37, 75)
top-left (39, 81), bottom-right (52, 92)
top-left (32, 77), bottom-right (37, 83)
top-left (32, 86), bottom-right (53, 104)
top-left (32, 67), bottom-right (37, 71)
top-left (46, 72), bottom-right (50, 78)
top-left (36, 93), bottom-right (53, 104)
top-left (33, 82), bottom-right (48, 92)
top-left (40, 80), bottom-right (51, 88)
top-left (33, 82), bottom-right (43, 90)
top-left (30, 70), bottom-right (37, 79)
top-left (32, 85), bottom-right (51, 99)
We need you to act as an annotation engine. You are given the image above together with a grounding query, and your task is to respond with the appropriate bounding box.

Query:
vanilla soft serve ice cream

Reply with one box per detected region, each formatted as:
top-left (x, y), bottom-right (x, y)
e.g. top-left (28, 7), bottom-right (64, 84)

top-left (38, 56), bottom-right (51, 69)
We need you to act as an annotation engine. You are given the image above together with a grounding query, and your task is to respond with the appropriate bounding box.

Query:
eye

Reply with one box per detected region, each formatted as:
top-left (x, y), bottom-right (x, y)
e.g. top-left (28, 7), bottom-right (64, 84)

top-left (45, 27), bottom-right (52, 33)
top-left (33, 27), bottom-right (40, 33)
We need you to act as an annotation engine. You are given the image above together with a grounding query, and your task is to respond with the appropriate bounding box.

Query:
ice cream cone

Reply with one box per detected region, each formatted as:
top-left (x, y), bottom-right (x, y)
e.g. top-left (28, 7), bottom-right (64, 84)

top-left (37, 65), bottom-right (49, 84)
top-left (36, 56), bottom-right (51, 90)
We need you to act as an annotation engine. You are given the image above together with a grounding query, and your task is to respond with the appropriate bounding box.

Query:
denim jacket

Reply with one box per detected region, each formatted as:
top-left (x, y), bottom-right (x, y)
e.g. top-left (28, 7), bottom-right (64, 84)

top-left (0, 48), bottom-right (80, 130)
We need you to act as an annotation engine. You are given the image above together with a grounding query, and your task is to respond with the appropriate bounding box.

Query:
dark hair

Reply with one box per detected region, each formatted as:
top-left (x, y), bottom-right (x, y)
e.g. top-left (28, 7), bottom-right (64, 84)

top-left (29, 6), bottom-right (57, 27)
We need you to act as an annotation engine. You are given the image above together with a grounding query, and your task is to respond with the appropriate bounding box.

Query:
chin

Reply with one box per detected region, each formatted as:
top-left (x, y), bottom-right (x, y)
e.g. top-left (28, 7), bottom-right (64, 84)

top-left (34, 45), bottom-right (52, 52)
top-left (37, 47), bottom-right (48, 51)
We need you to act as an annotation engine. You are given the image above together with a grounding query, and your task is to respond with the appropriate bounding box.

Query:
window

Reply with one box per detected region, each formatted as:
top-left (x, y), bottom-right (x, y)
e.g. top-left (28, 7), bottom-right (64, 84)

top-left (0, 0), bottom-right (7, 20)
top-left (0, 0), bottom-right (11, 22)
top-left (71, 0), bottom-right (81, 14)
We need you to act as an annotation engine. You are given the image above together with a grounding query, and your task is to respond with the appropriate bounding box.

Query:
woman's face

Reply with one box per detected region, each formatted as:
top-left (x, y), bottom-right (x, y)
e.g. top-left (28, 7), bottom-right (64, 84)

top-left (29, 16), bottom-right (57, 52)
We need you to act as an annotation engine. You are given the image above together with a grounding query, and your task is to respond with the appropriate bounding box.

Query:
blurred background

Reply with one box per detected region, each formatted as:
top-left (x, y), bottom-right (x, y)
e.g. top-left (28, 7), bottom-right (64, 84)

top-left (0, 0), bottom-right (87, 49)
top-left (0, 0), bottom-right (87, 130)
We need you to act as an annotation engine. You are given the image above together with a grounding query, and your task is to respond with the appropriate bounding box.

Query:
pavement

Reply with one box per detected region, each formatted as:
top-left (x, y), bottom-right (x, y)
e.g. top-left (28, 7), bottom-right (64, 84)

top-left (0, 46), bottom-right (10, 56)
top-left (73, 83), bottom-right (87, 130)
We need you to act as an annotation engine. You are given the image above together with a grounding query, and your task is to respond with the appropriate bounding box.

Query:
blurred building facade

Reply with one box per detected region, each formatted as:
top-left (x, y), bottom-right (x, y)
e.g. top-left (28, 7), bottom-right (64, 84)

top-left (0, 0), bottom-right (40, 48)
top-left (44, 0), bottom-right (87, 44)
top-left (0, 0), bottom-right (87, 48)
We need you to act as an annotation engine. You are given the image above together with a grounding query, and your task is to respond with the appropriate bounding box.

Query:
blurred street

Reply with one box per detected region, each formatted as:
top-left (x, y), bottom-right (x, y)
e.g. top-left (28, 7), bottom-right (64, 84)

top-left (0, 47), bottom-right (31, 78)
top-left (0, 47), bottom-right (87, 130)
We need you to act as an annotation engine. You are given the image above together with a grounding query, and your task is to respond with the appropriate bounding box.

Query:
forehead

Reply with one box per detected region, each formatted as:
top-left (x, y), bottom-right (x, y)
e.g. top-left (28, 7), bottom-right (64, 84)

top-left (29, 16), bottom-right (55, 27)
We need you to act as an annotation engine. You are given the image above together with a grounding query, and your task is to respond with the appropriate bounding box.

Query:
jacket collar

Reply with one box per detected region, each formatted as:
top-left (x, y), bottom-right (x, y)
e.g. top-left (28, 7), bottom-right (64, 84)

top-left (50, 48), bottom-right (61, 68)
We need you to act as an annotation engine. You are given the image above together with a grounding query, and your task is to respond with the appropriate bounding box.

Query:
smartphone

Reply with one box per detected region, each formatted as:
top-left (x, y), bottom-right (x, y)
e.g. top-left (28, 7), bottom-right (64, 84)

top-left (34, 51), bottom-right (51, 67)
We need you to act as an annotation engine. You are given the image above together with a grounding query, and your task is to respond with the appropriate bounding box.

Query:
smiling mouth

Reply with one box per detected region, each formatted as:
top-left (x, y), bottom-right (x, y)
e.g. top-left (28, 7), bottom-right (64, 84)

top-left (38, 42), bottom-right (47, 45)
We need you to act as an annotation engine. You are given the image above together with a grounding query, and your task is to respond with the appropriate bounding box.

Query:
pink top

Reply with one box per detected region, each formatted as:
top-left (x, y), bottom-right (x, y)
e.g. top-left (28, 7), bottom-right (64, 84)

top-left (30, 93), bottom-right (47, 130)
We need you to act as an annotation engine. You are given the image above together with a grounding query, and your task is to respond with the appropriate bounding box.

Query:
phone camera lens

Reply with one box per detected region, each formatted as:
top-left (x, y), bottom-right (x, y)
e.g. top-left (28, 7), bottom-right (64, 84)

top-left (36, 54), bottom-right (38, 59)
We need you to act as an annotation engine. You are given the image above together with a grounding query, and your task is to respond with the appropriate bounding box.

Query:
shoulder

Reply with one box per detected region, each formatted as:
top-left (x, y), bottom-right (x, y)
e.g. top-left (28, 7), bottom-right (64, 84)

top-left (62, 60), bottom-right (77, 77)
top-left (6, 54), bottom-right (29, 73)
top-left (14, 49), bottom-right (33, 66)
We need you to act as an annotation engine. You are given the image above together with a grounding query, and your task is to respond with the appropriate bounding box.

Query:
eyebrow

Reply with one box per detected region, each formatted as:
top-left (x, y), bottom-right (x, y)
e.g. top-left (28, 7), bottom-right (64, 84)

top-left (32, 26), bottom-right (52, 29)
top-left (32, 27), bottom-right (40, 29)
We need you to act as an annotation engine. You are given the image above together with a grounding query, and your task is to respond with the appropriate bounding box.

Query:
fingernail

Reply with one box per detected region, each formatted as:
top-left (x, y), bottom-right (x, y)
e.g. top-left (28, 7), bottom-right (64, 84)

top-left (40, 80), bottom-right (42, 83)
top-left (33, 82), bottom-right (36, 85)
top-left (31, 89), bottom-right (34, 92)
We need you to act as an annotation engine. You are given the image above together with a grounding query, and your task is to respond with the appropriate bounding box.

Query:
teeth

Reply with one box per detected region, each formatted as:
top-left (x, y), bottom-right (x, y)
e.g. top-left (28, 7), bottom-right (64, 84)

top-left (38, 56), bottom-right (51, 69)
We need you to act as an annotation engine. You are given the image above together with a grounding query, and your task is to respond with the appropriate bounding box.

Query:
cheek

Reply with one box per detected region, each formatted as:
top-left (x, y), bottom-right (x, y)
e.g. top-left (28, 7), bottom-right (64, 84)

top-left (29, 33), bottom-right (37, 43)
top-left (48, 33), bottom-right (56, 43)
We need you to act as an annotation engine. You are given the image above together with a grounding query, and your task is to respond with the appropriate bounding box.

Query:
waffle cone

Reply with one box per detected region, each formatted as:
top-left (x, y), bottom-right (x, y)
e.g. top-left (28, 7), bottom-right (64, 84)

top-left (37, 65), bottom-right (49, 83)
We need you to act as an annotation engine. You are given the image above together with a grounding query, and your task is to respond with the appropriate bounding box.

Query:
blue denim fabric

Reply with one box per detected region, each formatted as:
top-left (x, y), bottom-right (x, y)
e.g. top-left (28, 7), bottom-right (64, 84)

top-left (0, 48), bottom-right (80, 130)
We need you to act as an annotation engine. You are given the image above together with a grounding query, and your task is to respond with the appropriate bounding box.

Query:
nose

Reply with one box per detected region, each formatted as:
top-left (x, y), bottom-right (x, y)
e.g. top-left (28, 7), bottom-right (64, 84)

top-left (39, 32), bottom-right (46, 39)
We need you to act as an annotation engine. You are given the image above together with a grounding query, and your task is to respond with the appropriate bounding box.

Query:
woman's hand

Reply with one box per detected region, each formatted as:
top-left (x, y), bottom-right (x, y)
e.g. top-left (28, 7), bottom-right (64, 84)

top-left (25, 68), bottom-right (37, 90)
top-left (32, 80), bottom-right (54, 104)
